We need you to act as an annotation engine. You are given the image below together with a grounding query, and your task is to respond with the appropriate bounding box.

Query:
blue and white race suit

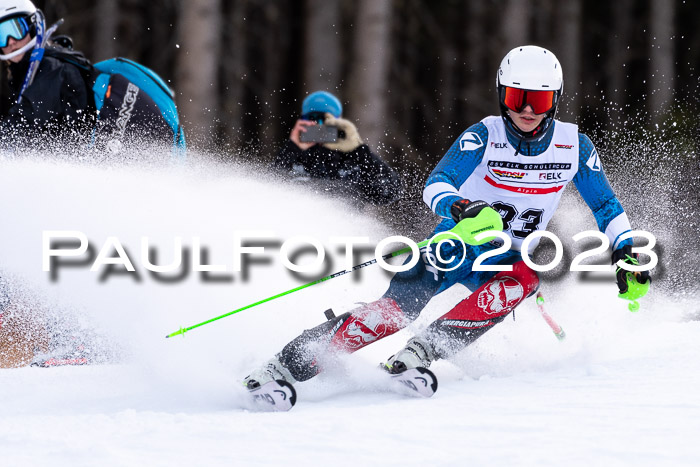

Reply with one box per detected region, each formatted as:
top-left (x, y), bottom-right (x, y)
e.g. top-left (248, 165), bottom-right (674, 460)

top-left (415, 116), bottom-right (632, 293)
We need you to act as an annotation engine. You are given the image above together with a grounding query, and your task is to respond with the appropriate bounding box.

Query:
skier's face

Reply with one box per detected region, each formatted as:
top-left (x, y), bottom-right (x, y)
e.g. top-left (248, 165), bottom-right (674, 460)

top-left (508, 105), bottom-right (545, 134)
top-left (1, 34), bottom-right (31, 63)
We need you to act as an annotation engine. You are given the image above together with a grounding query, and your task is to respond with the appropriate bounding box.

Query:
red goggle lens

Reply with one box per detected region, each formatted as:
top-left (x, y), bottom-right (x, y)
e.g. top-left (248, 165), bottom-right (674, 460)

top-left (502, 87), bottom-right (555, 114)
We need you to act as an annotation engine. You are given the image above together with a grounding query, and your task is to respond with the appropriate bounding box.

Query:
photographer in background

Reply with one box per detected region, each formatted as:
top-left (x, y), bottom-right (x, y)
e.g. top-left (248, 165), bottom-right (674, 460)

top-left (273, 90), bottom-right (403, 205)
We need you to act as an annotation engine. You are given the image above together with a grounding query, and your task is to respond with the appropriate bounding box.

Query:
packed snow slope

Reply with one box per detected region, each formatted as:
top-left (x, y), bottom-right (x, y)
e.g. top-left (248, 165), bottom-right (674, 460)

top-left (0, 153), bottom-right (698, 467)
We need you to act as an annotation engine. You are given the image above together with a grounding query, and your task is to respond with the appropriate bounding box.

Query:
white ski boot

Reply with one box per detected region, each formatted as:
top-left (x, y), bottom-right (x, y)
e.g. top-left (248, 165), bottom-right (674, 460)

top-left (384, 337), bottom-right (435, 374)
top-left (243, 357), bottom-right (298, 411)
top-left (382, 337), bottom-right (438, 397)
top-left (243, 357), bottom-right (296, 389)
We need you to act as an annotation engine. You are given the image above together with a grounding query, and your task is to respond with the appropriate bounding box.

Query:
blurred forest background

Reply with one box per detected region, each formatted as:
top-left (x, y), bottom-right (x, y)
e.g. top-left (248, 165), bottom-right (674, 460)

top-left (3, 0), bottom-right (696, 172)
top-left (1, 0), bottom-right (697, 294)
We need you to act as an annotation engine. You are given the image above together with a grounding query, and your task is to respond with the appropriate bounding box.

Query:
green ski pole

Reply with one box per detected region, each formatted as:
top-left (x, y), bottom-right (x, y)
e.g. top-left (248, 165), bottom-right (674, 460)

top-left (165, 208), bottom-right (503, 338)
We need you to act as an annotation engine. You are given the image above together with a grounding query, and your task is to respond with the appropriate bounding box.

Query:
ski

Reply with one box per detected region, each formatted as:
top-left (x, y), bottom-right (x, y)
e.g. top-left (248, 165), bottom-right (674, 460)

top-left (29, 341), bottom-right (96, 368)
top-left (30, 357), bottom-right (89, 367)
top-left (387, 367), bottom-right (438, 398)
top-left (247, 379), bottom-right (297, 412)
top-left (244, 368), bottom-right (435, 412)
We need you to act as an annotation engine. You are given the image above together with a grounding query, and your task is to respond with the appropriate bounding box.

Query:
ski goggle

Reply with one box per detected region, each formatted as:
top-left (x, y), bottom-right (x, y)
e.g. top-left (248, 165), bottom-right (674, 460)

top-left (501, 86), bottom-right (556, 114)
top-left (0, 17), bottom-right (30, 49)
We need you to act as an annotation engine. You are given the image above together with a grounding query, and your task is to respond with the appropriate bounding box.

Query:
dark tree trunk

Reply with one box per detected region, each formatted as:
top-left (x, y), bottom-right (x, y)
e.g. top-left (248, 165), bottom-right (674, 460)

top-left (176, 0), bottom-right (222, 148)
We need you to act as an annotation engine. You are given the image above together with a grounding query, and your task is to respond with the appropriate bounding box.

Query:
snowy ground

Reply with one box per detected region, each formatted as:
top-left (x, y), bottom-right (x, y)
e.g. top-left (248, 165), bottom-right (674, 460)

top-left (0, 155), bottom-right (698, 467)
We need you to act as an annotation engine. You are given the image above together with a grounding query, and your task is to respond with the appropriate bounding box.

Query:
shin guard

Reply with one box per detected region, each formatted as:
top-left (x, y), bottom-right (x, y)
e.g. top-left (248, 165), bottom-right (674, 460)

top-left (328, 297), bottom-right (408, 352)
top-left (424, 261), bottom-right (539, 359)
top-left (278, 297), bottom-right (408, 381)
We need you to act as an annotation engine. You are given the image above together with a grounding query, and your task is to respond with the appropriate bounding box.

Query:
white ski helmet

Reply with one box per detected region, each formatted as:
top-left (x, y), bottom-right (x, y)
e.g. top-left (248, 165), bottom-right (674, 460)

top-left (496, 45), bottom-right (563, 141)
top-left (0, 0), bottom-right (38, 61)
top-left (0, 0), bottom-right (36, 22)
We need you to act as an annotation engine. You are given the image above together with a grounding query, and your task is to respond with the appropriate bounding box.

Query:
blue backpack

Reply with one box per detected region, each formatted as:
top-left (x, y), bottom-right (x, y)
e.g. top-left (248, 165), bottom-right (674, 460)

top-left (91, 58), bottom-right (186, 159)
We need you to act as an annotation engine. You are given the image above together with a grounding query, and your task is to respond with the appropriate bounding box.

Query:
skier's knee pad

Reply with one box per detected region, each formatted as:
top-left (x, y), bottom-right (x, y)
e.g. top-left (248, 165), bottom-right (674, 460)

top-left (511, 260), bottom-right (540, 298)
top-left (449, 260), bottom-right (539, 321)
top-left (276, 295), bottom-right (412, 381)
top-left (328, 297), bottom-right (408, 352)
top-left (422, 260), bottom-right (540, 359)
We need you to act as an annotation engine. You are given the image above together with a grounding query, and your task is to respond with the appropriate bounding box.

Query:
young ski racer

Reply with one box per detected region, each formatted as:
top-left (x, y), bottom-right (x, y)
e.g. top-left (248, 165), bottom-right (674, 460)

top-left (244, 45), bottom-right (652, 410)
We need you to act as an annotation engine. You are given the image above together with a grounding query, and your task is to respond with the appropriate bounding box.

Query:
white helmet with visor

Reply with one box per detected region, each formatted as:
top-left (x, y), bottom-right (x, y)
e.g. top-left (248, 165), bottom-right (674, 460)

top-left (497, 45), bottom-right (563, 142)
top-left (0, 0), bottom-right (37, 60)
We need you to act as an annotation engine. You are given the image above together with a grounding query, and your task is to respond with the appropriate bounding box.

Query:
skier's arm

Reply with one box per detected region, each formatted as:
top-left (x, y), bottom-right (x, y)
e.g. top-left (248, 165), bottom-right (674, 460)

top-left (572, 133), bottom-right (633, 250)
top-left (423, 122), bottom-right (488, 218)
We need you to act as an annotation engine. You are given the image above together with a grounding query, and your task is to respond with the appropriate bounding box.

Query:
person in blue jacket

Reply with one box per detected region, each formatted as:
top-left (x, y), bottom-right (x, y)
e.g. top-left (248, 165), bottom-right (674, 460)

top-left (244, 46), bottom-right (652, 402)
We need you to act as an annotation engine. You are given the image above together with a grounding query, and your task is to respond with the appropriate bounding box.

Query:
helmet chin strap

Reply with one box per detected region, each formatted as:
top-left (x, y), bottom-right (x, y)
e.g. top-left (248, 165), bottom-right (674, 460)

top-left (0, 37), bottom-right (37, 61)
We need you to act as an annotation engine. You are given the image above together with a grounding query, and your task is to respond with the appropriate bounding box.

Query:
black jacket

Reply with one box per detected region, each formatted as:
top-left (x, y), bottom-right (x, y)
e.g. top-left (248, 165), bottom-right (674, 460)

top-left (3, 46), bottom-right (173, 151)
top-left (3, 50), bottom-right (94, 143)
top-left (273, 140), bottom-right (404, 205)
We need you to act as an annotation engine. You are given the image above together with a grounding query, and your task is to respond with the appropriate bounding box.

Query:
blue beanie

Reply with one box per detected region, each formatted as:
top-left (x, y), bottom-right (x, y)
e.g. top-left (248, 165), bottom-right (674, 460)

top-left (302, 91), bottom-right (342, 118)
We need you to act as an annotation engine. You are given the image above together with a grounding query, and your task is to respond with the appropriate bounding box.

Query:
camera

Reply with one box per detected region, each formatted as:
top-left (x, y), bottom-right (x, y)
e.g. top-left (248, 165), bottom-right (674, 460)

top-left (299, 125), bottom-right (339, 143)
